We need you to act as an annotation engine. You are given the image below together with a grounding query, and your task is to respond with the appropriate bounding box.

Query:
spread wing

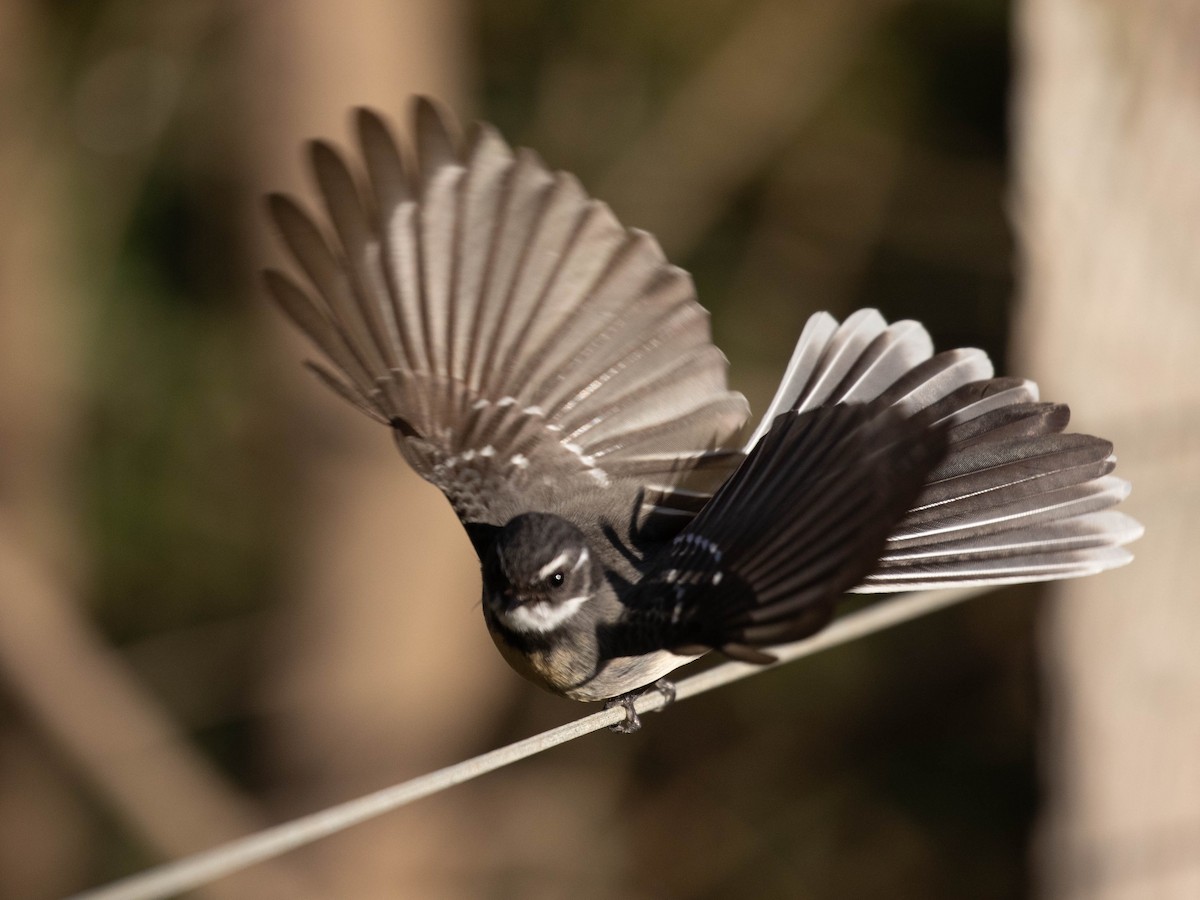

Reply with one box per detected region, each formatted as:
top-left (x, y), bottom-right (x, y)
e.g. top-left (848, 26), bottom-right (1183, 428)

top-left (606, 400), bottom-right (946, 663)
top-left (266, 99), bottom-right (749, 532)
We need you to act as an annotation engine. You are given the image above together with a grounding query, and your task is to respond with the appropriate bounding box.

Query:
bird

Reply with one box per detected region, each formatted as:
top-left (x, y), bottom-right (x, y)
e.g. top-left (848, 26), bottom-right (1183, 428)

top-left (264, 97), bottom-right (1142, 730)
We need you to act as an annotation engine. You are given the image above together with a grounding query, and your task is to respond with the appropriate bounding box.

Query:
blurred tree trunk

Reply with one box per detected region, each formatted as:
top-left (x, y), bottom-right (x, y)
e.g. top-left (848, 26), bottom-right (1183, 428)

top-left (1013, 0), bottom-right (1200, 896)
top-left (0, 4), bottom-right (329, 896)
top-left (0, 5), bottom-right (92, 895)
top-left (238, 2), bottom-right (524, 897)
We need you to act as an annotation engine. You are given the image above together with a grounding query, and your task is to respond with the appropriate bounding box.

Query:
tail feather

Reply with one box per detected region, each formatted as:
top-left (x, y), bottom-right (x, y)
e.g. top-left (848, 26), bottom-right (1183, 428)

top-left (759, 310), bottom-right (1140, 593)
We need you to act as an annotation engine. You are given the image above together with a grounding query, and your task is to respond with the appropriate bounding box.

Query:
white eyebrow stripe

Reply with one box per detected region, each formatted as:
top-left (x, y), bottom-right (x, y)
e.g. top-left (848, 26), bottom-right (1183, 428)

top-left (536, 551), bottom-right (572, 581)
top-left (571, 547), bottom-right (590, 572)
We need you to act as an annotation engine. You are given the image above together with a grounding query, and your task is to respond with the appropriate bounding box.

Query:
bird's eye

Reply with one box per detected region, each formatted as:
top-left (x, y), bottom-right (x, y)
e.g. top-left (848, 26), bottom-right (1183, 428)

top-left (548, 571), bottom-right (565, 589)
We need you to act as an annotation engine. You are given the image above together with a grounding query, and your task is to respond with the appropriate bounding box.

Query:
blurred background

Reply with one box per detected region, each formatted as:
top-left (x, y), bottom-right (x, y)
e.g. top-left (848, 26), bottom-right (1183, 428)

top-left (0, 0), bottom-right (1196, 897)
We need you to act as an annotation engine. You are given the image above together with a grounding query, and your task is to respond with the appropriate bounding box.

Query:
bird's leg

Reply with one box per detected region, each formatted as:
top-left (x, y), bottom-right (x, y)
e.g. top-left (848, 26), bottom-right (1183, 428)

top-left (605, 694), bottom-right (642, 733)
top-left (652, 677), bottom-right (677, 706)
top-left (604, 678), bottom-right (677, 734)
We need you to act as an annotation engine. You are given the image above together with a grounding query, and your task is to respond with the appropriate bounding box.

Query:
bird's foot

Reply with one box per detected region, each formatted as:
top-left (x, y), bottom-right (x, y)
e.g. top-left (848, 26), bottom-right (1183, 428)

top-left (605, 694), bottom-right (642, 733)
top-left (653, 677), bottom-right (677, 707)
top-left (604, 679), bottom-right (677, 734)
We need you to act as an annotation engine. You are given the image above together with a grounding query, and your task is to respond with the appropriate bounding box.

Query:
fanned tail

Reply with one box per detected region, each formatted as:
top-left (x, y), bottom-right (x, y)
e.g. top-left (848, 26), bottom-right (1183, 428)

top-left (757, 310), bottom-right (1141, 592)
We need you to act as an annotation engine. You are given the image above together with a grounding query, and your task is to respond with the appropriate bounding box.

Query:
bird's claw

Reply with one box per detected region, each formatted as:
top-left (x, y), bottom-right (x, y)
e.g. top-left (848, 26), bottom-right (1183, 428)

top-left (653, 677), bottom-right (676, 706)
top-left (606, 694), bottom-right (642, 733)
top-left (604, 678), bottom-right (677, 733)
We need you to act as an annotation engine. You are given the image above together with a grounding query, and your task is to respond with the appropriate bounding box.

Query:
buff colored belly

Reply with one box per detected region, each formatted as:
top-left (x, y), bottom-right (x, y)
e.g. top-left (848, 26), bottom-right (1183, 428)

top-left (565, 650), bottom-right (701, 702)
top-left (486, 622), bottom-right (699, 701)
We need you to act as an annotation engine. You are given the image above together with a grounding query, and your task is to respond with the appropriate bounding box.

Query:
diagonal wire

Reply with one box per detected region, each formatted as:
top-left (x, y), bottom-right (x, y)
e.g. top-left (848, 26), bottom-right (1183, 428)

top-left (69, 584), bottom-right (992, 900)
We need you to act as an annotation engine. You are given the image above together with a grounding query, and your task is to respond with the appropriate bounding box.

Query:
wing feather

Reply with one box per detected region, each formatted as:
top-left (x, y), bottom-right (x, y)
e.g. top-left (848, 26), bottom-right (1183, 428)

top-left (269, 99), bottom-right (748, 529)
top-left (610, 402), bottom-right (944, 660)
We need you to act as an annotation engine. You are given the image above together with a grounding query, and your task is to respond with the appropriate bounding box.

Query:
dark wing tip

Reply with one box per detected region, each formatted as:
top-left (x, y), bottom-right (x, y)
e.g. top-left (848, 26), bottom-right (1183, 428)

top-left (411, 94), bottom-right (451, 124)
top-left (353, 105), bottom-right (389, 136)
top-left (306, 138), bottom-right (344, 172)
top-left (354, 106), bottom-right (412, 206)
top-left (265, 191), bottom-right (300, 226)
top-left (411, 95), bottom-right (461, 177)
top-left (463, 119), bottom-right (501, 157)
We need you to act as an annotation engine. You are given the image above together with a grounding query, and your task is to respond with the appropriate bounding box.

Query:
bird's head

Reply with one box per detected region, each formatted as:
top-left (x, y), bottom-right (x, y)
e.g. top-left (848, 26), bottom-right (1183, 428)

top-left (483, 512), bottom-right (602, 635)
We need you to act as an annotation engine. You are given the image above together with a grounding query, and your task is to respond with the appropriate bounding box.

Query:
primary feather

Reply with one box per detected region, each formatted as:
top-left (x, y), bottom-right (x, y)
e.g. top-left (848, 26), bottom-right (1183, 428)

top-left (267, 99), bottom-right (749, 531)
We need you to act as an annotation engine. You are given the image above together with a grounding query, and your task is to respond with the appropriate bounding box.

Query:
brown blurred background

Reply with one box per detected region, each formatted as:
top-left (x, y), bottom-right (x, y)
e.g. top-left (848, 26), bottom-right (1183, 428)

top-left (0, 1), bottom-right (1196, 898)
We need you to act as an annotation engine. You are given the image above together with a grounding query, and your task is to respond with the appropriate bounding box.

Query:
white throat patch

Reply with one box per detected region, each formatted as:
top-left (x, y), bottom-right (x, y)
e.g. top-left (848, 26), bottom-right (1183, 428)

top-left (501, 595), bottom-right (589, 633)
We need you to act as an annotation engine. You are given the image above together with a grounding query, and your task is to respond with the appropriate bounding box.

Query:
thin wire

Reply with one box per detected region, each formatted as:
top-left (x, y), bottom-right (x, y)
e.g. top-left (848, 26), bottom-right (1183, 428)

top-left (69, 585), bottom-right (991, 900)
